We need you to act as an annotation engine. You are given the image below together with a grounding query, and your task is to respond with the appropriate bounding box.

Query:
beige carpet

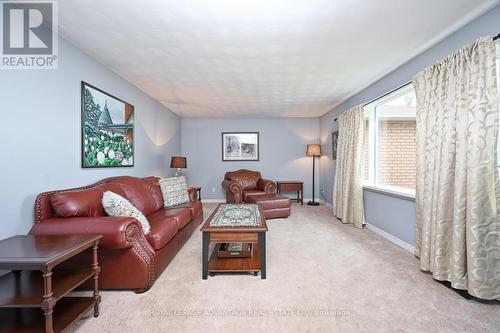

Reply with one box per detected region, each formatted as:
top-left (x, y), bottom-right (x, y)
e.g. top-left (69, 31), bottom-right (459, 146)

top-left (74, 203), bottom-right (500, 333)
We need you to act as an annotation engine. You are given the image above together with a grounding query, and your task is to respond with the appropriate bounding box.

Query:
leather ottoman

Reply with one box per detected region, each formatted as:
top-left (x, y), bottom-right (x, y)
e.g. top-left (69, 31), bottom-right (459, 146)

top-left (246, 194), bottom-right (291, 219)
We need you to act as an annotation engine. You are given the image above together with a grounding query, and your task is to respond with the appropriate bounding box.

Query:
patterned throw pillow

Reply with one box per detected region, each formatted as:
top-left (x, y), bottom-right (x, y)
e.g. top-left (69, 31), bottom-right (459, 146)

top-left (102, 191), bottom-right (151, 234)
top-left (159, 176), bottom-right (190, 208)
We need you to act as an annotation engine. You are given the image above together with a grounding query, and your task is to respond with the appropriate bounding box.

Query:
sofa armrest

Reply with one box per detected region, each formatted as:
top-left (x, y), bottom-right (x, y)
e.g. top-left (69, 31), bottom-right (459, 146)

top-left (258, 178), bottom-right (276, 194)
top-left (29, 217), bottom-right (145, 250)
top-left (221, 180), bottom-right (242, 194)
top-left (221, 180), bottom-right (243, 203)
top-left (187, 187), bottom-right (198, 202)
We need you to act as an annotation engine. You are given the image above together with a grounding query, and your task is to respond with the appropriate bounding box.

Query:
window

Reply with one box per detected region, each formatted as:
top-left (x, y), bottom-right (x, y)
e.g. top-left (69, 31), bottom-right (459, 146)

top-left (363, 84), bottom-right (416, 195)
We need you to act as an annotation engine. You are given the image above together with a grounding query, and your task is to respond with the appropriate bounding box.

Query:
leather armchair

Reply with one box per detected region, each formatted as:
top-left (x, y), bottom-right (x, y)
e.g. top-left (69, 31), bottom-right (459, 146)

top-left (221, 169), bottom-right (276, 203)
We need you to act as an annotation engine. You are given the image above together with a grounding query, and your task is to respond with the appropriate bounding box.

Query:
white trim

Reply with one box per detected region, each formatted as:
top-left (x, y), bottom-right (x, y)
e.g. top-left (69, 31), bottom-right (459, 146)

top-left (202, 198), bottom-right (332, 205)
top-left (365, 223), bottom-right (415, 254)
top-left (319, 199), bottom-right (333, 208)
top-left (363, 184), bottom-right (415, 200)
top-left (201, 199), bottom-right (225, 203)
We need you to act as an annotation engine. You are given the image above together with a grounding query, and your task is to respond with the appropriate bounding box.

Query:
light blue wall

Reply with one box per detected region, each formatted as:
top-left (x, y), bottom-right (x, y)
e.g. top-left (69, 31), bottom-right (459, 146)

top-left (0, 37), bottom-right (181, 240)
top-left (181, 117), bottom-right (320, 200)
top-left (319, 4), bottom-right (500, 246)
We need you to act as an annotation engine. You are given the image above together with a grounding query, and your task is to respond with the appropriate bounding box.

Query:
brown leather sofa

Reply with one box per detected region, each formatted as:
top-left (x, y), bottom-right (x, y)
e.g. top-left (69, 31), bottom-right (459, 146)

top-left (29, 176), bottom-right (203, 293)
top-left (221, 169), bottom-right (276, 203)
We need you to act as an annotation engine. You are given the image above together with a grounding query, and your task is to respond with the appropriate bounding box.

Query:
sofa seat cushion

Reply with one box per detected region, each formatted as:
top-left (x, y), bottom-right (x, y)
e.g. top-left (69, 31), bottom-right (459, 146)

top-left (170, 200), bottom-right (202, 219)
top-left (242, 190), bottom-right (267, 202)
top-left (246, 194), bottom-right (291, 210)
top-left (148, 208), bottom-right (191, 230)
top-left (145, 216), bottom-right (178, 250)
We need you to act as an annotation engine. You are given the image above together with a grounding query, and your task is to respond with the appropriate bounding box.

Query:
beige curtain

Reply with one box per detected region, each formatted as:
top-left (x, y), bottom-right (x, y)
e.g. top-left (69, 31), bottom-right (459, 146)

top-left (332, 104), bottom-right (365, 228)
top-left (412, 36), bottom-right (500, 300)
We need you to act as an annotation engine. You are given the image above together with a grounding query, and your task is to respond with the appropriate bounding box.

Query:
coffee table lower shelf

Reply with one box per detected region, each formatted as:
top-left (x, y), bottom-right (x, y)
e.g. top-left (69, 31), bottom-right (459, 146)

top-left (208, 244), bottom-right (261, 275)
top-left (0, 297), bottom-right (96, 333)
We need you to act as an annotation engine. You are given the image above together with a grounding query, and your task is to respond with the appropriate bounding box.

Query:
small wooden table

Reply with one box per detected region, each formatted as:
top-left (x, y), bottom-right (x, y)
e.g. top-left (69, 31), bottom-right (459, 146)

top-left (0, 235), bottom-right (102, 333)
top-left (276, 181), bottom-right (304, 205)
top-left (201, 204), bottom-right (267, 279)
top-left (195, 187), bottom-right (202, 201)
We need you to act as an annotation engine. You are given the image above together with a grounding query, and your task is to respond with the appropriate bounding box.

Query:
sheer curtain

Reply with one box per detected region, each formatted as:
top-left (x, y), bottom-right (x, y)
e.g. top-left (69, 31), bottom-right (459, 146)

top-left (332, 104), bottom-right (365, 228)
top-left (412, 36), bottom-right (500, 299)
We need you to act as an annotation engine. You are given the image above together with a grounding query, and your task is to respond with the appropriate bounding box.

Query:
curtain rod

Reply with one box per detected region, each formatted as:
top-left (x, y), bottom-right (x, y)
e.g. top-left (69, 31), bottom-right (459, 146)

top-left (333, 33), bottom-right (499, 122)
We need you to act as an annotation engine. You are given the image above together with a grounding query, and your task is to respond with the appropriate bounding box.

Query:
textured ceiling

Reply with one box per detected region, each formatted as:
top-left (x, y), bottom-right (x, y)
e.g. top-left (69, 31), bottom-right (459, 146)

top-left (57, 0), bottom-right (499, 117)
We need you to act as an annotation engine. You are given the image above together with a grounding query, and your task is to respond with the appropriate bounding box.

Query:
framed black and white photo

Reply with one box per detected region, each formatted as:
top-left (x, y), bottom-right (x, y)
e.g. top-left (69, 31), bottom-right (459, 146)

top-left (222, 132), bottom-right (259, 161)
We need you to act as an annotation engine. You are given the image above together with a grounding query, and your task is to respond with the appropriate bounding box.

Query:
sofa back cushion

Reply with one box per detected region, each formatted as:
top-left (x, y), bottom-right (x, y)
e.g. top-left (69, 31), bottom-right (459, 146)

top-left (225, 169), bottom-right (261, 190)
top-left (50, 183), bottom-right (125, 218)
top-left (109, 177), bottom-right (159, 216)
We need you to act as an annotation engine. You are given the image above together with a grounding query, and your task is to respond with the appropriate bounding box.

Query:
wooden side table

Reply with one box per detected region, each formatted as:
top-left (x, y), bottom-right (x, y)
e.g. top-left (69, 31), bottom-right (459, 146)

top-left (0, 235), bottom-right (101, 333)
top-left (276, 181), bottom-right (304, 205)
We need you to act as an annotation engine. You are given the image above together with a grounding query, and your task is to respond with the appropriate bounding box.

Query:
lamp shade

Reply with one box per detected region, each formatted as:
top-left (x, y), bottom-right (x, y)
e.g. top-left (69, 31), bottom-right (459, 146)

top-left (170, 156), bottom-right (187, 168)
top-left (306, 144), bottom-right (322, 156)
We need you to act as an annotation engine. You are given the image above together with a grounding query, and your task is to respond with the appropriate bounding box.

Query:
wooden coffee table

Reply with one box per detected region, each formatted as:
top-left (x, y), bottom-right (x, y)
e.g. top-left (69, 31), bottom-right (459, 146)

top-left (201, 204), bottom-right (267, 279)
top-left (0, 235), bottom-right (101, 333)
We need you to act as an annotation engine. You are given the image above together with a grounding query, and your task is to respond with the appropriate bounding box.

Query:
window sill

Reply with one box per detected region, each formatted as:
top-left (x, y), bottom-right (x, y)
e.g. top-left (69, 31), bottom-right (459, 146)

top-left (362, 184), bottom-right (415, 201)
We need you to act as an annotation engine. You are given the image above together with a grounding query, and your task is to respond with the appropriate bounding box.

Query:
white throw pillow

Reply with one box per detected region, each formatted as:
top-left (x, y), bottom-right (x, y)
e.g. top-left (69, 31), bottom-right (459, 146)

top-left (159, 176), bottom-right (190, 208)
top-left (102, 191), bottom-right (151, 234)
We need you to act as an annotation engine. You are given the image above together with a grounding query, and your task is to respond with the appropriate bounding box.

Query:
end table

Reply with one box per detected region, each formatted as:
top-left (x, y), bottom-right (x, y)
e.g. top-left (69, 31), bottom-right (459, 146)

top-left (276, 181), bottom-right (304, 205)
top-left (0, 235), bottom-right (102, 333)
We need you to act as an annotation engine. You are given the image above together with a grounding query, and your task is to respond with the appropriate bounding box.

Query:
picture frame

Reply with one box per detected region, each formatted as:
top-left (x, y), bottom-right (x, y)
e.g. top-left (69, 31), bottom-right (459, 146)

top-left (332, 131), bottom-right (339, 160)
top-left (222, 132), bottom-right (259, 161)
top-left (81, 81), bottom-right (134, 168)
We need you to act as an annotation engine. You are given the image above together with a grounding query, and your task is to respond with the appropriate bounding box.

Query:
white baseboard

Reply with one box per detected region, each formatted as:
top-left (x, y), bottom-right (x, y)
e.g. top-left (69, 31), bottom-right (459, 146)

top-left (319, 199), bottom-right (333, 208)
top-left (202, 198), bottom-right (333, 206)
top-left (201, 199), bottom-right (225, 203)
top-left (365, 223), bottom-right (415, 254)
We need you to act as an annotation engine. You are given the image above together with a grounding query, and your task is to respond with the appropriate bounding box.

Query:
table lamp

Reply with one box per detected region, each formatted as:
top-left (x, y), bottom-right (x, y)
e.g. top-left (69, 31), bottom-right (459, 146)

top-left (170, 156), bottom-right (187, 177)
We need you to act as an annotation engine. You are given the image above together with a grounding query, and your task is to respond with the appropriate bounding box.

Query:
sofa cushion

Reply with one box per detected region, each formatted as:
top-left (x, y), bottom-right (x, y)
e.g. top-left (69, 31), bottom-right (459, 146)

top-left (145, 215), bottom-right (178, 250)
top-left (148, 208), bottom-right (191, 230)
top-left (142, 177), bottom-right (164, 212)
top-left (170, 200), bottom-right (202, 219)
top-left (242, 190), bottom-right (267, 202)
top-left (102, 191), bottom-right (151, 234)
top-left (50, 183), bottom-right (125, 218)
top-left (159, 176), bottom-right (190, 208)
top-left (109, 177), bottom-right (158, 216)
top-left (246, 194), bottom-right (291, 210)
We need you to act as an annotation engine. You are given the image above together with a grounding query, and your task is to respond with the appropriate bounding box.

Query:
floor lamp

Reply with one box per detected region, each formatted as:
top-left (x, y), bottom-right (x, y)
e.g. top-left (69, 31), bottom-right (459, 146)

top-left (306, 144), bottom-right (321, 206)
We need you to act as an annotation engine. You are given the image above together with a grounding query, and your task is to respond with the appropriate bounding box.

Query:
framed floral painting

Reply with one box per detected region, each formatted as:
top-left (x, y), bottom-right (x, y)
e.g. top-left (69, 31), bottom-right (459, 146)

top-left (81, 81), bottom-right (134, 168)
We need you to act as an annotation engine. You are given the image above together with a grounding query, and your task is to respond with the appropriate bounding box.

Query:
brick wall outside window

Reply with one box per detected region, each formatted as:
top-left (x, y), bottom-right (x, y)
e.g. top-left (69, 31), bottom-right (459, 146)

top-left (376, 119), bottom-right (416, 189)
